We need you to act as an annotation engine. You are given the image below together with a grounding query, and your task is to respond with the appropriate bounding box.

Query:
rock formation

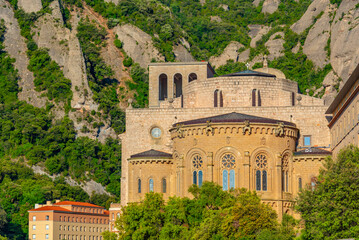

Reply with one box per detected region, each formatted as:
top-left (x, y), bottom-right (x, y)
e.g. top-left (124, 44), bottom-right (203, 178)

top-left (0, 1), bottom-right (46, 108)
top-left (114, 24), bottom-right (165, 68)
top-left (209, 41), bottom-right (244, 67)
top-left (173, 44), bottom-right (195, 62)
top-left (104, 0), bottom-right (119, 4)
top-left (17, 0), bottom-right (42, 13)
top-left (262, 0), bottom-right (280, 14)
top-left (248, 25), bottom-right (271, 48)
top-left (303, 6), bottom-right (333, 68)
top-left (330, 0), bottom-right (359, 82)
top-left (291, 0), bottom-right (330, 34)
top-left (265, 32), bottom-right (285, 60)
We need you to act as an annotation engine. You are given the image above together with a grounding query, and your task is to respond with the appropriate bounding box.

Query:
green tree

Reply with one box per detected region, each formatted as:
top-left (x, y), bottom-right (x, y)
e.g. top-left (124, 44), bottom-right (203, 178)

top-left (296, 145), bottom-right (359, 239)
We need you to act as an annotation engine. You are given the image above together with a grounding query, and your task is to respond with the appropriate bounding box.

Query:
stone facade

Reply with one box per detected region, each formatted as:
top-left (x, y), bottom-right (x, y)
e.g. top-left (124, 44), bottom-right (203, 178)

top-left (121, 62), bottom-right (332, 218)
top-left (327, 64), bottom-right (359, 157)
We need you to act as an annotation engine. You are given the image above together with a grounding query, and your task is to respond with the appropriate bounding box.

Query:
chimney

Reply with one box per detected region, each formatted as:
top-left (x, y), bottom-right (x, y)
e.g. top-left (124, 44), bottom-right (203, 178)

top-left (35, 204), bottom-right (40, 209)
top-left (55, 199), bottom-right (61, 203)
top-left (46, 201), bottom-right (51, 206)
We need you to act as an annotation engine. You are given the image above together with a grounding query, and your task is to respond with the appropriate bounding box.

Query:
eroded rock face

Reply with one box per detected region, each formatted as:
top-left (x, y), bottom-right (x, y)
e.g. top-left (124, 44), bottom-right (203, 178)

top-left (291, 0), bottom-right (330, 34)
top-left (303, 6), bottom-right (333, 68)
top-left (18, 0), bottom-right (42, 13)
top-left (262, 0), bottom-right (280, 14)
top-left (249, 25), bottom-right (271, 48)
top-left (104, 0), bottom-right (119, 4)
top-left (209, 41), bottom-right (244, 67)
top-left (173, 44), bottom-right (195, 62)
top-left (323, 70), bottom-right (339, 87)
top-left (292, 42), bottom-right (301, 53)
top-left (330, 0), bottom-right (359, 82)
top-left (0, 1), bottom-right (45, 108)
top-left (114, 24), bottom-right (165, 68)
top-left (265, 32), bottom-right (285, 60)
top-left (253, 0), bottom-right (261, 7)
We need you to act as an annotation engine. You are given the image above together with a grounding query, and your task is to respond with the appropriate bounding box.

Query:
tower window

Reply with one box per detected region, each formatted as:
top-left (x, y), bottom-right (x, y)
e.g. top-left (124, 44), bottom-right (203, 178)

top-left (174, 73), bottom-right (183, 98)
top-left (257, 90), bottom-right (261, 106)
top-left (159, 74), bottom-right (168, 101)
top-left (188, 73), bottom-right (197, 82)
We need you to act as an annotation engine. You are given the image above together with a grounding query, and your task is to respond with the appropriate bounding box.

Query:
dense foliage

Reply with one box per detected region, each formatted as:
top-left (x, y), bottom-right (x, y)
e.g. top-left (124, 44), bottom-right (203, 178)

top-left (296, 145), bottom-right (359, 239)
top-left (112, 182), bottom-right (297, 240)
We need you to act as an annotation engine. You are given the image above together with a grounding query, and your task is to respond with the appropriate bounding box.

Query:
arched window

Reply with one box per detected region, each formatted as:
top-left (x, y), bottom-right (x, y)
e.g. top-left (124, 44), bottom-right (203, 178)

top-left (198, 170), bottom-right (203, 187)
top-left (192, 154), bottom-right (203, 186)
top-left (188, 73), bottom-right (197, 82)
top-left (138, 179), bottom-right (141, 193)
top-left (256, 170), bottom-right (261, 191)
top-left (174, 73), bottom-right (183, 98)
top-left (257, 90), bottom-right (261, 106)
top-left (255, 153), bottom-right (268, 191)
top-left (193, 171), bottom-right (197, 185)
top-left (252, 89), bottom-right (256, 106)
top-left (117, 213), bottom-right (120, 219)
top-left (159, 74), bottom-right (168, 101)
top-left (214, 90), bottom-right (218, 107)
top-left (149, 179), bottom-right (154, 192)
top-left (221, 153), bottom-right (236, 190)
top-left (222, 169), bottom-right (228, 191)
top-left (282, 154), bottom-right (290, 192)
top-left (298, 177), bottom-right (302, 190)
top-left (162, 178), bottom-right (167, 193)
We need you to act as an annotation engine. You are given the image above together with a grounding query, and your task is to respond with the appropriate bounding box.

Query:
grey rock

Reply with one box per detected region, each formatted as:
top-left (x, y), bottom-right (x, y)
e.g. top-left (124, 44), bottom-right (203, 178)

top-left (210, 16), bottom-right (222, 22)
top-left (303, 6), bottom-right (332, 68)
top-left (219, 4), bottom-right (229, 11)
top-left (330, 0), bottom-right (359, 82)
top-left (209, 41), bottom-right (244, 67)
top-left (104, 0), bottom-right (119, 4)
top-left (0, 1), bottom-right (45, 108)
top-left (114, 24), bottom-right (165, 68)
top-left (322, 70), bottom-right (339, 87)
top-left (173, 44), bottom-right (195, 62)
top-left (291, 0), bottom-right (330, 34)
top-left (253, 0), bottom-right (261, 7)
top-left (292, 42), bottom-right (301, 53)
top-left (18, 0), bottom-right (42, 13)
top-left (265, 32), bottom-right (285, 60)
top-left (262, 0), bottom-right (280, 14)
top-left (249, 25), bottom-right (271, 48)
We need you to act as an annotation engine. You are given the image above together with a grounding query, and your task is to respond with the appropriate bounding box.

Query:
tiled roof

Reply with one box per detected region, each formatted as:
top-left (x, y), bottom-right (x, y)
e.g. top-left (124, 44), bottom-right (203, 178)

top-left (28, 206), bottom-right (71, 212)
top-left (174, 112), bottom-right (296, 127)
top-left (130, 149), bottom-right (172, 159)
top-left (54, 201), bottom-right (103, 208)
top-left (294, 148), bottom-right (332, 156)
top-left (220, 70), bottom-right (276, 78)
top-left (104, 210), bottom-right (110, 215)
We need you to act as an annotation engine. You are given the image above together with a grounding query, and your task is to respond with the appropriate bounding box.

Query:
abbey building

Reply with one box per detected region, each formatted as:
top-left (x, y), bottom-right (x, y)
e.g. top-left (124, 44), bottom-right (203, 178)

top-left (120, 61), bottom-right (333, 217)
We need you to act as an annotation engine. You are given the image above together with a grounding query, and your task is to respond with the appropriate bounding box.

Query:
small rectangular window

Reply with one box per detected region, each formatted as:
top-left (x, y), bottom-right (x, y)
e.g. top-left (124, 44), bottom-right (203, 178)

top-left (46, 215), bottom-right (49, 221)
top-left (45, 234), bottom-right (49, 239)
top-left (32, 234), bottom-right (36, 240)
top-left (33, 216), bottom-right (36, 221)
top-left (303, 135), bottom-right (311, 146)
top-left (32, 225), bottom-right (36, 230)
top-left (46, 224), bottom-right (49, 230)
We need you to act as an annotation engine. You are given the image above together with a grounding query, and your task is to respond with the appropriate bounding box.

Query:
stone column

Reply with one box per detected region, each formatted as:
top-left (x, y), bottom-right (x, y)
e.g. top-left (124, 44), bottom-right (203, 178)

top-left (243, 151), bottom-right (250, 189)
top-left (275, 153), bottom-right (283, 219)
top-left (177, 154), bottom-right (185, 197)
top-left (168, 74), bottom-right (174, 100)
top-left (207, 152), bottom-right (214, 182)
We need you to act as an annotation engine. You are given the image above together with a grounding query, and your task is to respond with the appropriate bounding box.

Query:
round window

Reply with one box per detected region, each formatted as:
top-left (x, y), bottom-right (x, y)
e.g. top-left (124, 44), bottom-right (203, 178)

top-left (151, 127), bottom-right (162, 138)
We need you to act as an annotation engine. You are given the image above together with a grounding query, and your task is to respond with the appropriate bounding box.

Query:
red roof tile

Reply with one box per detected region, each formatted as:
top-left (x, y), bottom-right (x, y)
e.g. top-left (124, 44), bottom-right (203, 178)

top-left (28, 206), bottom-right (71, 212)
top-left (104, 210), bottom-right (110, 215)
top-left (54, 201), bottom-right (103, 208)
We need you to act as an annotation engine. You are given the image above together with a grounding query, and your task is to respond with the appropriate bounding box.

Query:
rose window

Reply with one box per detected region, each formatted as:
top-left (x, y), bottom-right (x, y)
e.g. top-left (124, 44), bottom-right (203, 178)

top-left (256, 154), bottom-right (267, 168)
top-left (192, 154), bottom-right (203, 168)
top-left (222, 153), bottom-right (236, 168)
